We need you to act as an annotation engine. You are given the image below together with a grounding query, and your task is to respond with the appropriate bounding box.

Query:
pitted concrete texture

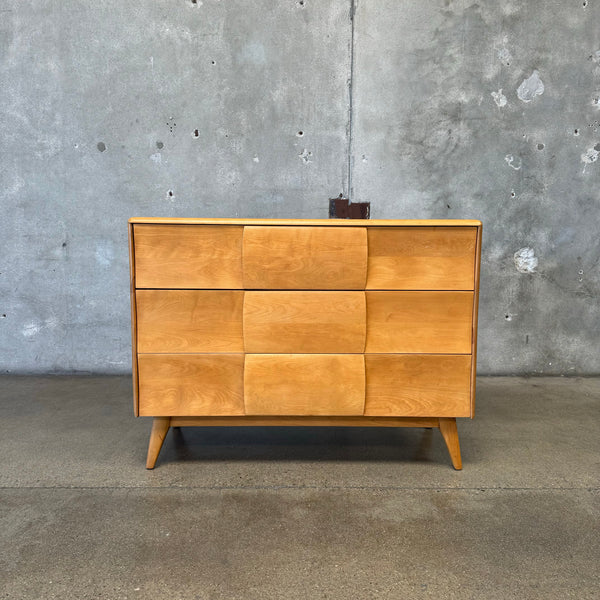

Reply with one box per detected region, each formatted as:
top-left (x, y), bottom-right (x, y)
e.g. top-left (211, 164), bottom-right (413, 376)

top-left (1, 1), bottom-right (600, 375)
top-left (0, 376), bottom-right (599, 599)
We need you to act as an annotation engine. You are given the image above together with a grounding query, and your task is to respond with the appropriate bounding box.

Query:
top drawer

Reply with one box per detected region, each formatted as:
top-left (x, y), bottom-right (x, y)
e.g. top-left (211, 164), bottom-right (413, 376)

top-left (133, 224), bottom-right (243, 289)
top-left (366, 227), bottom-right (477, 290)
top-left (132, 223), bottom-right (477, 291)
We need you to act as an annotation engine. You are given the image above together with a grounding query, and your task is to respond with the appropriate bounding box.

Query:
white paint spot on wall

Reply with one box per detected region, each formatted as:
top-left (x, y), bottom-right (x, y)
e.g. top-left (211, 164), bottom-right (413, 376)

top-left (491, 89), bottom-right (507, 107)
top-left (517, 70), bottom-right (544, 102)
top-left (592, 50), bottom-right (600, 63)
top-left (299, 149), bottom-right (313, 163)
top-left (505, 154), bottom-right (522, 170)
top-left (581, 146), bottom-right (600, 163)
top-left (150, 153), bottom-right (162, 164)
top-left (44, 316), bottom-right (59, 330)
top-left (95, 241), bottom-right (114, 267)
top-left (239, 42), bottom-right (266, 66)
top-left (22, 322), bottom-right (40, 337)
top-left (514, 248), bottom-right (538, 273)
top-left (253, 155), bottom-right (260, 163)
top-left (497, 47), bottom-right (512, 65)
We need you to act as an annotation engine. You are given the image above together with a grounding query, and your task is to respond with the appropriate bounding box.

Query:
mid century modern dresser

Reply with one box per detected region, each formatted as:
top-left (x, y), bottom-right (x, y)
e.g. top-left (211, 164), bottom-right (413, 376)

top-left (128, 218), bottom-right (482, 469)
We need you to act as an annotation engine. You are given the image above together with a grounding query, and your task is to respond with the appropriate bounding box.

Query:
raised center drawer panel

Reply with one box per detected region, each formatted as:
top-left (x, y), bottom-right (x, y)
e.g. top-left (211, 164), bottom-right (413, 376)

top-left (367, 227), bottom-right (477, 290)
top-left (136, 290), bottom-right (244, 353)
top-left (365, 291), bottom-right (473, 353)
top-left (134, 224), bottom-right (243, 289)
top-left (243, 226), bottom-right (368, 289)
top-left (244, 354), bottom-right (366, 416)
top-left (243, 291), bottom-right (366, 353)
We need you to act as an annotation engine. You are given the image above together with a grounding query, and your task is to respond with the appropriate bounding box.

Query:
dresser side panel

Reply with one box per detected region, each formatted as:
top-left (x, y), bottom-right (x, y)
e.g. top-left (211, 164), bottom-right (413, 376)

top-left (129, 223), bottom-right (139, 416)
top-left (470, 224), bottom-right (483, 418)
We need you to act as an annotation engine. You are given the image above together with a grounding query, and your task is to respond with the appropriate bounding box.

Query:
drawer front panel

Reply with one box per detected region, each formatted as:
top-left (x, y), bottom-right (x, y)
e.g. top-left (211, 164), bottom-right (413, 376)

top-left (366, 227), bottom-right (477, 290)
top-left (136, 290), bottom-right (244, 353)
top-left (243, 226), bottom-right (368, 289)
top-left (134, 224), bottom-right (243, 289)
top-left (138, 354), bottom-right (245, 416)
top-left (366, 291), bottom-right (473, 353)
top-left (243, 291), bottom-right (366, 353)
top-left (244, 354), bottom-right (365, 415)
top-left (365, 354), bottom-right (471, 417)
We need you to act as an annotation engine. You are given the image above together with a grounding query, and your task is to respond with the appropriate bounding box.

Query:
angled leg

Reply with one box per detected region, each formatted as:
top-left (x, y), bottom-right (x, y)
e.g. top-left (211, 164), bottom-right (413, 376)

top-left (438, 417), bottom-right (462, 470)
top-left (146, 417), bottom-right (171, 469)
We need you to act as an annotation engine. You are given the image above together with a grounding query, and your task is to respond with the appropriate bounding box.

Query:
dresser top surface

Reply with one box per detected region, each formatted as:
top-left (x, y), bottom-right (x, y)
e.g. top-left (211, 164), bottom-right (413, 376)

top-left (129, 217), bottom-right (482, 227)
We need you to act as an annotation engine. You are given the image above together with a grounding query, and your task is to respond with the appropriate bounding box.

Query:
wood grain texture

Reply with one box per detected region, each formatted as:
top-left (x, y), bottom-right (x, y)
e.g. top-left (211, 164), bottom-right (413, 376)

top-left (130, 217), bottom-right (483, 227)
top-left (365, 291), bottom-right (473, 353)
top-left (170, 416), bottom-right (439, 427)
top-left (366, 227), bottom-right (477, 290)
top-left (243, 291), bottom-right (366, 353)
top-left (129, 223), bottom-right (139, 416)
top-left (470, 224), bottom-right (483, 418)
top-left (244, 354), bottom-right (365, 416)
top-left (439, 418), bottom-right (462, 470)
top-left (133, 224), bottom-right (243, 289)
top-left (138, 354), bottom-right (245, 416)
top-left (136, 290), bottom-right (244, 353)
top-left (146, 417), bottom-right (170, 469)
top-left (243, 226), bottom-right (368, 289)
top-left (365, 354), bottom-right (472, 417)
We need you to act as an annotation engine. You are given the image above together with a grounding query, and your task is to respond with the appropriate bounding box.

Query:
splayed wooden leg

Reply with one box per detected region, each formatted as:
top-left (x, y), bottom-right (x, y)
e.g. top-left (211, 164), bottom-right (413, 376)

top-left (439, 417), bottom-right (462, 470)
top-left (146, 417), bottom-right (171, 469)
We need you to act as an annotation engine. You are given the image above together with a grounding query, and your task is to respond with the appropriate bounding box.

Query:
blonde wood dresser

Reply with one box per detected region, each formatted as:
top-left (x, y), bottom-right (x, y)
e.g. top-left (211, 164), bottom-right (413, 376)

top-left (129, 218), bottom-right (482, 469)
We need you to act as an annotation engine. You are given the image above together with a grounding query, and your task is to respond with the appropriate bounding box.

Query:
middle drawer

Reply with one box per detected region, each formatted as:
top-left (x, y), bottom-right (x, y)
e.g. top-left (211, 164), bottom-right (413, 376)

top-left (137, 290), bottom-right (473, 354)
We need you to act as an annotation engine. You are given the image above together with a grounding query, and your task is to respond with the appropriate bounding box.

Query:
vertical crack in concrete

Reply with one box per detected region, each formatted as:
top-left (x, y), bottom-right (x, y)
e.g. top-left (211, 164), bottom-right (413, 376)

top-left (347, 0), bottom-right (356, 202)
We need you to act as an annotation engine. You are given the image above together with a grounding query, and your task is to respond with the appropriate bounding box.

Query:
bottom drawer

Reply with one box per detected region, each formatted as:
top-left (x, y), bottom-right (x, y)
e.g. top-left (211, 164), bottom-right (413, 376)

top-left (365, 354), bottom-right (472, 417)
top-left (244, 354), bottom-right (365, 416)
top-left (138, 354), bottom-right (245, 416)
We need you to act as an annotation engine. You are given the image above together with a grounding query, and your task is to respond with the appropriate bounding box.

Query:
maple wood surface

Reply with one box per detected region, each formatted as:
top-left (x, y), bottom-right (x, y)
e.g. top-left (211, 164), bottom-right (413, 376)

top-left (128, 224), bottom-right (139, 416)
top-left (244, 354), bottom-right (366, 416)
top-left (243, 291), bottom-right (366, 353)
top-left (169, 416), bottom-right (440, 427)
top-left (134, 224), bottom-right (243, 289)
top-left (365, 291), bottom-right (473, 353)
top-left (364, 354), bottom-right (472, 417)
top-left (367, 226), bottom-right (477, 290)
top-left (242, 226), bottom-right (368, 289)
top-left (130, 217), bottom-right (482, 227)
top-left (470, 224), bottom-right (483, 417)
top-left (137, 354), bottom-right (245, 416)
top-left (146, 417), bottom-right (170, 469)
top-left (439, 418), bottom-right (463, 470)
top-left (136, 290), bottom-right (244, 353)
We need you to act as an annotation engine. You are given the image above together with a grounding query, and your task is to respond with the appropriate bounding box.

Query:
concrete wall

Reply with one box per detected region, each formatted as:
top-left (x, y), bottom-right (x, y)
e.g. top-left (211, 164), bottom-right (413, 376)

top-left (1, 0), bottom-right (599, 375)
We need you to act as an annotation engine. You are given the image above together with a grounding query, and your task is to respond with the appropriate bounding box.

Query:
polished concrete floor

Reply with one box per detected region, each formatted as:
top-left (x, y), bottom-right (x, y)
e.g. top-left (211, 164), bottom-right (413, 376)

top-left (0, 376), bottom-right (598, 599)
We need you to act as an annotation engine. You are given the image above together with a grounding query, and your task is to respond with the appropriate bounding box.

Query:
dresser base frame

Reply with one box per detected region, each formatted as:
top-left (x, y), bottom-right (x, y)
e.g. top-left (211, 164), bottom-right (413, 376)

top-left (145, 416), bottom-right (462, 471)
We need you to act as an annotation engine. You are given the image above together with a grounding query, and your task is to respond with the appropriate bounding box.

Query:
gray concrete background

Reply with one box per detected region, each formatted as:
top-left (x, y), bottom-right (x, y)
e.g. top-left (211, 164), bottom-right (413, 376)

top-left (1, 0), bottom-right (599, 374)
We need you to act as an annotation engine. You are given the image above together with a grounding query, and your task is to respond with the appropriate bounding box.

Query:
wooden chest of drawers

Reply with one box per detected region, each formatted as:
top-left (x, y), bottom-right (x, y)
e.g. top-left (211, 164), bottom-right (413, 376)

top-left (129, 218), bottom-right (482, 469)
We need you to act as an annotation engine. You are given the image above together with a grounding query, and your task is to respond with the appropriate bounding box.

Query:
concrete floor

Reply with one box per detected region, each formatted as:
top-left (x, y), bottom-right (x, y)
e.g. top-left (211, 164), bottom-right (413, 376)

top-left (0, 376), bottom-right (598, 599)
